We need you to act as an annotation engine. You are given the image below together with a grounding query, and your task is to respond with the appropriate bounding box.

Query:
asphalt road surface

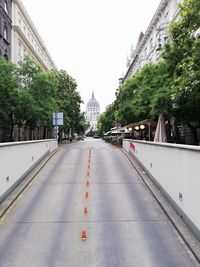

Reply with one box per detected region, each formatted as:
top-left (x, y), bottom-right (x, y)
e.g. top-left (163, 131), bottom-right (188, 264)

top-left (0, 138), bottom-right (199, 267)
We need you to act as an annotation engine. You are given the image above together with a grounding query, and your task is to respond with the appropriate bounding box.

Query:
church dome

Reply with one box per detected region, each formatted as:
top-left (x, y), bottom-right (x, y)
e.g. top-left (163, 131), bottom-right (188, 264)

top-left (86, 92), bottom-right (100, 108)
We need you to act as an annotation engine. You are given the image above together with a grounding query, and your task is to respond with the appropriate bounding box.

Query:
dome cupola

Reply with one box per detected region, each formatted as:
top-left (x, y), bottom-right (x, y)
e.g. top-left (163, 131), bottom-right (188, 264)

top-left (86, 91), bottom-right (100, 108)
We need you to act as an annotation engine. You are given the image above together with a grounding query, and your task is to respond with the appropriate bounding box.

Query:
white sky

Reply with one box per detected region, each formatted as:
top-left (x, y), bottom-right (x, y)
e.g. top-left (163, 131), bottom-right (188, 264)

top-left (22, 0), bottom-right (161, 112)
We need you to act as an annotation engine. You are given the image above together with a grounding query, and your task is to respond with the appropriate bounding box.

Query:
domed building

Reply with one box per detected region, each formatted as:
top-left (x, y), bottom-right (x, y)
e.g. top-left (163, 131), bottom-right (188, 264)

top-left (86, 92), bottom-right (100, 131)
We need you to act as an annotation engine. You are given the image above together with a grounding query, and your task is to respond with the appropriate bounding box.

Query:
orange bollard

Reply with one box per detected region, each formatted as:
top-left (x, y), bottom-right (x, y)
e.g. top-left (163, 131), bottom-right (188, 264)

top-left (85, 192), bottom-right (89, 199)
top-left (81, 230), bottom-right (87, 241)
top-left (87, 170), bottom-right (90, 176)
top-left (86, 180), bottom-right (90, 186)
top-left (83, 207), bottom-right (88, 215)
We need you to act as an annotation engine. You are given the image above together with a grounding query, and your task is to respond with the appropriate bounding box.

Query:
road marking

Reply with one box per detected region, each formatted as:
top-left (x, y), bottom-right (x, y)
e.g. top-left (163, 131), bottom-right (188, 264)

top-left (83, 207), bottom-right (88, 215)
top-left (81, 230), bottom-right (87, 241)
top-left (85, 192), bottom-right (89, 199)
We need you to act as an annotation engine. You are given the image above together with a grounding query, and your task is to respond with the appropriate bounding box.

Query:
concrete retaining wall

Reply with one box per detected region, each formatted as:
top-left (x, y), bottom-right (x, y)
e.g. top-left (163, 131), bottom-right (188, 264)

top-left (123, 139), bottom-right (200, 240)
top-left (0, 139), bottom-right (57, 202)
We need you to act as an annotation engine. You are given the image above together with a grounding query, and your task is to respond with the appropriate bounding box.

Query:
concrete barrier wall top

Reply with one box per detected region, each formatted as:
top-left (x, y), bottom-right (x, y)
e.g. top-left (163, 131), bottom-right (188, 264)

top-left (0, 139), bottom-right (58, 199)
top-left (123, 139), bottom-right (200, 238)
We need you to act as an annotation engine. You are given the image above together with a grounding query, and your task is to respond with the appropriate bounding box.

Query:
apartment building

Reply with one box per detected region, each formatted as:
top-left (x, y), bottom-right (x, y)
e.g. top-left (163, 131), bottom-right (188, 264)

top-left (11, 0), bottom-right (56, 70)
top-left (122, 0), bottom-right (182, 84)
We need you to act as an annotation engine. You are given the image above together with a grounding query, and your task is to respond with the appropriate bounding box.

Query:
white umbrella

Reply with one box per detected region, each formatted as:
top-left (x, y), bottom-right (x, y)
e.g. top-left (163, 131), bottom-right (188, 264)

top-left (154, 114), bottom-right (167, 142)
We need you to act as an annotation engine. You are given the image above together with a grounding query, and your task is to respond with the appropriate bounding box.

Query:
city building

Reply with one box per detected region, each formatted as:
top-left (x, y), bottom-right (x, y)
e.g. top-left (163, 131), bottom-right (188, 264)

top-left (86, 92), bottom-right (100, 132)
top-left (11, 0), bottom-right (56, 70)
top-left (0, 0), bottom-right (12, 60)
top-left (121, 0), bottom-right (182, 84)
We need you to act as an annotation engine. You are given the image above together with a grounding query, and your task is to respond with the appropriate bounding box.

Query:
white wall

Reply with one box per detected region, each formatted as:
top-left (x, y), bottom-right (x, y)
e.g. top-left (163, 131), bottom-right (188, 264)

top-left (0, 139), bottom-right (57, 201)
top-left (123, 139), bottom-right (200, 238)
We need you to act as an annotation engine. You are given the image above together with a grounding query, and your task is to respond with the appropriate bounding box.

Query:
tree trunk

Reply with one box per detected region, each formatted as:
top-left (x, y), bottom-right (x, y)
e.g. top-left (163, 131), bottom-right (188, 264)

top-left (43, 127), bottom-right (46, 139)
top-left (18, 121), bottom-right (21, 141)
top-left (173, 121), bottom-right (181, 143)
top-left (166, 115), bottom-right (172, 143)
top-left (9, 112), bottom-right (14, 142)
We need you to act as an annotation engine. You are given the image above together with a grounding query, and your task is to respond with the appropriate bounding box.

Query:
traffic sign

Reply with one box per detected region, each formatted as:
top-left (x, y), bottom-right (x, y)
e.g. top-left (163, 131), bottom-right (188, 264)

top-left (53, 112), bottom-right (63, 126)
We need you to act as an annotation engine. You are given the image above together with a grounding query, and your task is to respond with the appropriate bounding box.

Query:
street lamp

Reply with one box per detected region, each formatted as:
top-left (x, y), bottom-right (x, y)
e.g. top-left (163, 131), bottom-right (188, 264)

top-left (128, 127), bottom-right (132, 138)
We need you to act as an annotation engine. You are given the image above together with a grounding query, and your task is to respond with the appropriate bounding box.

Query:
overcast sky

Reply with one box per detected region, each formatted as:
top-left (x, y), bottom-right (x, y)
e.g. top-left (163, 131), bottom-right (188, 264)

top-left (22, 0), bottom-right (161, 112)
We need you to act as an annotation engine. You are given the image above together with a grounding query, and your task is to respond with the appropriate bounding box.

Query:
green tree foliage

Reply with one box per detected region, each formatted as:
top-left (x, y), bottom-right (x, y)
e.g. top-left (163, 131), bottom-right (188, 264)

top-left (166, 0), bottom-right (200, 143)
top-left (17, 58), bottom-right (58, 130)
top-left (76, 112), bottom-right (89, 135)
top-left (0, 57), bottom-right (19, 140)
top-left (114, 63), bottom-right (172, 126)
top-left (98, 103), bottom-right (116, 134)
top-left (55, 70), bottom-right (83, 135)
top-left (0, 57), bottom-right (83, 142)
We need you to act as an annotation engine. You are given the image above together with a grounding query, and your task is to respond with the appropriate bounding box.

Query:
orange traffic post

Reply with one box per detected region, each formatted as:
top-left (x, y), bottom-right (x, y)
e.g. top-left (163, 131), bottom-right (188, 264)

top-left (87, 170), bottom-right (90, 176)
top-left (81, 230), bottom-right (87, 241)
top-left (85, 192), bottom-right (89, 199)
top-left (86, 180), bottom-right (90, 186)
top-left (83, 207), bottom-right (88, 215)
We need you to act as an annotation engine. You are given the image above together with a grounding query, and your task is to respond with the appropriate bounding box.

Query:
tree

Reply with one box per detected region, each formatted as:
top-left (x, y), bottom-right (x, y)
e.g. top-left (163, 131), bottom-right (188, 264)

top-left (16, 58), bottom-right (58, 139)
top-left (75, 112), bottom-right (89, 135)
top-left (114, 63), bottom-right (173, 128)
top-left (98, 103), bottom-right (116, 134)
top-left (29, 70), bottom-right (58, 127)
top-left (164, 0), bottom-right (200, 144)
top-left (0, 57), bottom-right (20, 141)
top-left (55, 70), bottom-right (83, 137)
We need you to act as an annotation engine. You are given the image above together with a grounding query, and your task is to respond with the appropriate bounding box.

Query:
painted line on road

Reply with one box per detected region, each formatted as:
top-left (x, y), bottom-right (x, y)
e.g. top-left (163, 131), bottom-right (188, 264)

top-left (81, 148), bottom-right (92, 241)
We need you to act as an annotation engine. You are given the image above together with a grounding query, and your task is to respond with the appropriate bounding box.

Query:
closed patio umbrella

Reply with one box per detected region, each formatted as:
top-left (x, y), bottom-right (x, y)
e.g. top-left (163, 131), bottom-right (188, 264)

top-left (154, 114), bottom-right (167, 142)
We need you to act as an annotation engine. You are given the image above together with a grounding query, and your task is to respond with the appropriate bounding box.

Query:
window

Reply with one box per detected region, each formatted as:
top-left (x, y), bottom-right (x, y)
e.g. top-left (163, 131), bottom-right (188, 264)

top-left (149, 38), bottom-right (153, 50)
top-left (24, 48), bottom-right (27, 57)
top-left (4, 1), bottom-right (8, 13)
top-left (165, 11), bottom-right (169, 19)
top-left (23, 26), bottom-right (26, 35)
top-left (4, 54), bottom-right (8, 61)
top-left (144, 46), bottom-right (147, 57)
top-left (164, 36), bottom-right (168, 42)
top-left (18, 42), bottom-right (22, 56)
top-left (4, 26), bottom-right (8, 40)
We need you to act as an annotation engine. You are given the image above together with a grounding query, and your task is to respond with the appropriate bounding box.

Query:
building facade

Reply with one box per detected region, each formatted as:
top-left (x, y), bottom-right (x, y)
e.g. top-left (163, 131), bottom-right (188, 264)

top-left (11, 0), bottom-right (56, 70)
top-left (122, 0), bottom-right (182, 84)
top-left (86, 92), bottom-right (100, 132)
top-left (0, 0), bottom-right (12, 60)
